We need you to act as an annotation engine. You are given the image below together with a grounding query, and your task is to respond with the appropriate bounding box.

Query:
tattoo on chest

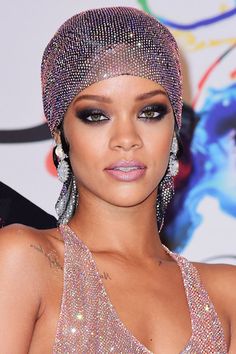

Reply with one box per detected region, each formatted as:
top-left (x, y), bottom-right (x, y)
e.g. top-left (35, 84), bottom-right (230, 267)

top-left (30, 244), bottom-right (63, 271)
top-left (100, 271), bottom-right (112, 280)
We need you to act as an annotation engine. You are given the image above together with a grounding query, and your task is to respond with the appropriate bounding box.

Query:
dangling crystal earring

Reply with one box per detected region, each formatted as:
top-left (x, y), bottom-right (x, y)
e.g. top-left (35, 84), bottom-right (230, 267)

top-left (168, 135), bottom-right (179, 177)
top-left (55, 144), bottom-right (70, 183)
top-left (156, 136), bottom-right (178, 231)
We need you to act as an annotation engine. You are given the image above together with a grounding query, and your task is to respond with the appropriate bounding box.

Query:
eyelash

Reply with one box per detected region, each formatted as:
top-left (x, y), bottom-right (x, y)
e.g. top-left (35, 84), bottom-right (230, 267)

top-left (75, 104), bottom-right (169, 124)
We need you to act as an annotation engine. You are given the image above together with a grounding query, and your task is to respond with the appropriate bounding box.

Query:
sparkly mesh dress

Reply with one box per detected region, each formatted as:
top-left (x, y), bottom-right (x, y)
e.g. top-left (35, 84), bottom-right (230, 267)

top-left (52, 225), bottom-right (227, 353)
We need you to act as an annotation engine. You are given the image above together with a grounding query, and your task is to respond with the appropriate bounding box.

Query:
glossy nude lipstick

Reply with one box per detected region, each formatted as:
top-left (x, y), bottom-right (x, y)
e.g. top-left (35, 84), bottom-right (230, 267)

top-left (104, 160), bottom-right (146, 182)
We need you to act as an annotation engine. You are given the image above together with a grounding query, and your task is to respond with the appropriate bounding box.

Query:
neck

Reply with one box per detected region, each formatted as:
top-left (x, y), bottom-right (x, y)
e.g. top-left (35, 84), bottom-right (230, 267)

top-left (68, 190), bottom-right (165, 260)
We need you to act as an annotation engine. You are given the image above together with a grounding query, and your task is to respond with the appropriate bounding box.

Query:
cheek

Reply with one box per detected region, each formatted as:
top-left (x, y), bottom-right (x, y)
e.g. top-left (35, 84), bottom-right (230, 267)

top-left (146, 127), bottom-right (173, 168)
top-left (68, 130), bottom-right (106, 174)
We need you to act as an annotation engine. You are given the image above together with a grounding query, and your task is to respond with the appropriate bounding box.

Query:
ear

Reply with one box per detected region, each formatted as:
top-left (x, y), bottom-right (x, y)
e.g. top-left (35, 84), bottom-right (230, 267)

top-left (53, 129), bottom-right (61, 145)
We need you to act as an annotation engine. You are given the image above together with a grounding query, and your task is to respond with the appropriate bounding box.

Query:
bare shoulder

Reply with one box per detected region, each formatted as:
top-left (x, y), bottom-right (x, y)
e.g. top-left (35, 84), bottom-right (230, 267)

top-left (193, 261), bottom-right (236, 297)
top-left (0, 223), bottom-right (63, 273)
top-left (0, 224), bottom-right (63, 350)
top-left (192, 261), bottom-right (236, 350)
top-left (0, 223), bottom-right (54, 249)
top-left (193, 261), bottom-right (236, 330)
top-left (0, 222), bottom-right (48, 241)
top-left (0, 223), bottom-right (44, 262)
top-left (0, 223), bottom-right (64, 315)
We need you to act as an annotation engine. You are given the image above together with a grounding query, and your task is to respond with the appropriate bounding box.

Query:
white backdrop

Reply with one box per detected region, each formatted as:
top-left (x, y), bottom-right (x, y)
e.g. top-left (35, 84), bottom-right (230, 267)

top-left (1, 0), bottom-right (236, 263)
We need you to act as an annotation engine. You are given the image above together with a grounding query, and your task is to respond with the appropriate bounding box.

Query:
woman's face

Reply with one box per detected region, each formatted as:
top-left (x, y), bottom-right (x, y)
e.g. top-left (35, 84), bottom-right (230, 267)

top-left (61, 75), bottom-right (175, 208)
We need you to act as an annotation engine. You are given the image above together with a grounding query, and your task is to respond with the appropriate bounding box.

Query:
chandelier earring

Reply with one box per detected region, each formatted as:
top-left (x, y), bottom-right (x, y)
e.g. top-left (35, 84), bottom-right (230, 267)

top-left (168, 135), bottom-right (179, 177)
top-left (55, 143), bottom-right (70, 183)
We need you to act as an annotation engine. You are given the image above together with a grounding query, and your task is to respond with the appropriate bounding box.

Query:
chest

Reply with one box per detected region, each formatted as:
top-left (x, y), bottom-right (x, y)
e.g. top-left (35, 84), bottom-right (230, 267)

top-left (93, 257), bottom-right (194, 353)
top-left (30, 237), bottom-right (228, 354)
top-left (31, 261), bottom-right (192, 354)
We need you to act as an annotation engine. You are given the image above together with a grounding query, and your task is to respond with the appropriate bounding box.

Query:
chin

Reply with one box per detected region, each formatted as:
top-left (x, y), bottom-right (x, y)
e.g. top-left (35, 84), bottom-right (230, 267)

top-left (102, 189), bottom-right (156, 208)
top-left (78, 177), bottom-right (158, 207)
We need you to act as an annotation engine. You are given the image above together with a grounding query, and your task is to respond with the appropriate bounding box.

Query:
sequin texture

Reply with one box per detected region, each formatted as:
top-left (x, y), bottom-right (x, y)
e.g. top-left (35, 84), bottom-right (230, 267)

top-left (52, 224), bottom-right (228, 353)
top-left (41, 7), bottom-right (183, 135)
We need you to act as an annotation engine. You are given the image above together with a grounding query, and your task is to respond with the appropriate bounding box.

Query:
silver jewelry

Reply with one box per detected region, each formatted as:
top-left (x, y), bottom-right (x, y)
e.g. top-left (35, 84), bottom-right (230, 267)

top-left (168, 135), bottom-right (179, 177)
top-left (55, 174), bottom-right (79, 224)
top-left (55, 144), bottom-right (70, 183)
top-left (156, 174), bottom-right (175, 232)
top-left (156, 135), bottom-right (178, 231)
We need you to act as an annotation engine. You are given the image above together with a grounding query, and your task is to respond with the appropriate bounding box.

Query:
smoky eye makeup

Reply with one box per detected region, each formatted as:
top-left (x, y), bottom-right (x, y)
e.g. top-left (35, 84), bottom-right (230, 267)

top-left (75, 108), bottom-right (109, 124)
top-left (138, 103), bottom-right (170, 121)
top-left (74, 102), bottom-right (171, 125)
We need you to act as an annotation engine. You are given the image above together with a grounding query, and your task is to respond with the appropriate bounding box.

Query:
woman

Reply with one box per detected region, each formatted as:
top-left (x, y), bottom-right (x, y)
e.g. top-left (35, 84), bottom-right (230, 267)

top-left (0, 7), bottom-right (235, 353)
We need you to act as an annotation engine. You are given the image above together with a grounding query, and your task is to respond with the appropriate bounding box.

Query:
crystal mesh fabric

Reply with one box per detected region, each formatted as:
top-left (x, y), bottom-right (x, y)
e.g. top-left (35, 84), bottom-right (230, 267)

top-left (41, 7), bottom-right (182, 134)
top-left (53, 224), bottom-right (228, 354)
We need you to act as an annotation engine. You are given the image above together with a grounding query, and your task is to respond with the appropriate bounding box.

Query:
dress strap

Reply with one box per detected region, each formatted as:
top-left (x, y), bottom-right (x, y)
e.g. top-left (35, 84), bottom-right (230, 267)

top-left (163, 245), bottom-right (227, 351)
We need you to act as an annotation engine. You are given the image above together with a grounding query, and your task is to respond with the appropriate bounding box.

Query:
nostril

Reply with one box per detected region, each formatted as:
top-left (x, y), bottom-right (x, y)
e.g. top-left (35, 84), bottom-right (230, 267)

top-left (109, 129), bottom-right (143, 151)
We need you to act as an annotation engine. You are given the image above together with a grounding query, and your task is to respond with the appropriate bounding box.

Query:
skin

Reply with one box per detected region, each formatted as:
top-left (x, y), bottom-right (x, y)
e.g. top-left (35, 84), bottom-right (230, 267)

top-left (0, 75), bottom-right (235, 353)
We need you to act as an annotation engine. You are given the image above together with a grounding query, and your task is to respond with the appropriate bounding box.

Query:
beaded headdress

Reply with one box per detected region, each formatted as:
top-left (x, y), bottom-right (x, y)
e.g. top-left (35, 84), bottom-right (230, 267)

top-left (41, 6), bottom-right (183, 229)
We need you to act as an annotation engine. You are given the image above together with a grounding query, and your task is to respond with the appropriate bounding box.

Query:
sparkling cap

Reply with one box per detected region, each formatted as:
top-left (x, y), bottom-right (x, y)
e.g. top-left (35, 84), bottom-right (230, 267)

top-left (41, 6), bottom-right (183, 134)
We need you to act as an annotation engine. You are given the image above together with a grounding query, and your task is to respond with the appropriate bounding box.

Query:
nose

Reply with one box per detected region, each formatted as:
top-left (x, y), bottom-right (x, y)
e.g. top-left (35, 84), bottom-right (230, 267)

top-left (109, 117), bottom-right (143, 151)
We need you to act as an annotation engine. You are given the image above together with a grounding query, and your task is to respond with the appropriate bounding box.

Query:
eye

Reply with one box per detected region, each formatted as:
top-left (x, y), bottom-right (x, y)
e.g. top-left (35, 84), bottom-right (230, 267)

top-left (75, 109), bottom-right (109, 124)
top-left (86, 113), bottom-right (107, 122)
top-left (139, 104), bottom-right (169, 121)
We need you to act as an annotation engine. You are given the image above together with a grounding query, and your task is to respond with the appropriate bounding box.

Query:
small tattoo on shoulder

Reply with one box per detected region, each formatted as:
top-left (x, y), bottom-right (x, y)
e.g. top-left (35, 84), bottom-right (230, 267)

top-left (100, 271), bottom-right (112, 280)
top-left (30, 244), bottom-right (63, 271)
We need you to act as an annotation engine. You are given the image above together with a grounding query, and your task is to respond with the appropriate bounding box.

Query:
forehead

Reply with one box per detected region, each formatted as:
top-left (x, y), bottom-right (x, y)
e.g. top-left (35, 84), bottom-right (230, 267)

top-left (72, 75), bottom-right (168, 100)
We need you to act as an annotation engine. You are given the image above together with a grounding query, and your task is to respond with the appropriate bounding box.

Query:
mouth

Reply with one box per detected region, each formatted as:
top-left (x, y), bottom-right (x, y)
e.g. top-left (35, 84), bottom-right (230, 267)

top-left (104, 160), bottom-right (146, 182)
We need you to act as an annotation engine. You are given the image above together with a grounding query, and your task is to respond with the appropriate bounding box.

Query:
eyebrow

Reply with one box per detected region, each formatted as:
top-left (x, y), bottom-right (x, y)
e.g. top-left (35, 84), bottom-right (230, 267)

top-left (73, 89), bottom-right (167, 104)
top-left (136, 89), bottom-right (167, 100)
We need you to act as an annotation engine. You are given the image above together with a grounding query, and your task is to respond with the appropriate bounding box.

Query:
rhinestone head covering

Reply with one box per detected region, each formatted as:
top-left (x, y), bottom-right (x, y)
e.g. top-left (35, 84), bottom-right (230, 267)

top-left (41, 6), bottom-right (183, 227)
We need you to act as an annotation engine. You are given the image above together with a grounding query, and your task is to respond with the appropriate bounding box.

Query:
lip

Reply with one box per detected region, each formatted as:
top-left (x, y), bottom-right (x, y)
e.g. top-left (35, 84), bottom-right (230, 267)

top-left (104, 160), bottom-right (146, 182)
